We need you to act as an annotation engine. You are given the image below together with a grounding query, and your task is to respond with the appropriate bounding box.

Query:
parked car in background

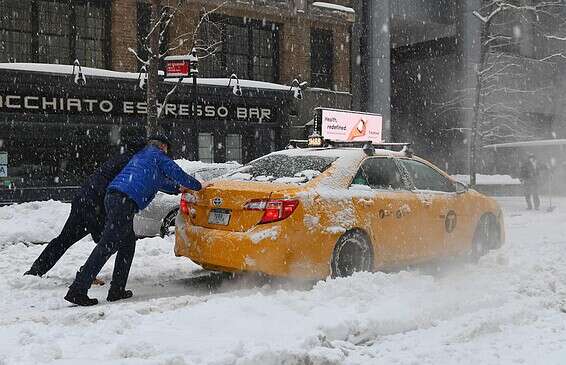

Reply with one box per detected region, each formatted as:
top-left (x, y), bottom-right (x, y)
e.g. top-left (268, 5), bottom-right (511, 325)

top-left (133, 161), bottom-right (240, 237)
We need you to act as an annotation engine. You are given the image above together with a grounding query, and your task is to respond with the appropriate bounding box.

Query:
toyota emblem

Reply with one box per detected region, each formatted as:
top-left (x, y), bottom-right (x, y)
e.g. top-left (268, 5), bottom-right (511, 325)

top-left (212, 197), bottom-right (223, 207)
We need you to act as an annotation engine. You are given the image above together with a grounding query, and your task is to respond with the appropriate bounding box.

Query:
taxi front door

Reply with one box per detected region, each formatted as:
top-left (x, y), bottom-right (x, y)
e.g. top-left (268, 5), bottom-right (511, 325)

top-left (398, 159), bottom-right (459, 259)
top-left (350, 157), bottom-right (421, 267)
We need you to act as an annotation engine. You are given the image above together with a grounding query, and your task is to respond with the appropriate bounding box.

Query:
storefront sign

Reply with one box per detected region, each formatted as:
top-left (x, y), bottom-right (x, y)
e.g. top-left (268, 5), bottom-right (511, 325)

top-left (320, 109), bottom-right (383, 143)
top-left (0, 94), bottom-right (273, 122)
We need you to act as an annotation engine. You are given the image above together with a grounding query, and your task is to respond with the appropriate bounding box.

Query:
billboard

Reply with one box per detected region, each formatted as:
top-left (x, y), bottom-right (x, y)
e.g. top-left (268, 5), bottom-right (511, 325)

top-left (320, 109), bottom-right (383, 143)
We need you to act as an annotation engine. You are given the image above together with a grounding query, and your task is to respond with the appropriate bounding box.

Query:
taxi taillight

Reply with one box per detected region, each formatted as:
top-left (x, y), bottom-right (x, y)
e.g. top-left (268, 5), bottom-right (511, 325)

top-left (180, 193), bottom-right (189, 215)
top-left (244, 199), bottom-right (299, 224)
top-left (180, 192), bottom-right (197, 215)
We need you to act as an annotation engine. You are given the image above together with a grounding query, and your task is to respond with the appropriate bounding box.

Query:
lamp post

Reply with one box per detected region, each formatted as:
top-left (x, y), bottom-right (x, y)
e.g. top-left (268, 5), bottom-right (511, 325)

top-left (289, 78), bottom-right (307, 100)
top-left (71, 59), bottom-right (86, 86)
top-left (164, 48), bottom-right (199, 159)
top-left (188, 48), bottom-right (199, 161)
top-left (227, 74), bottom-right (242, 96)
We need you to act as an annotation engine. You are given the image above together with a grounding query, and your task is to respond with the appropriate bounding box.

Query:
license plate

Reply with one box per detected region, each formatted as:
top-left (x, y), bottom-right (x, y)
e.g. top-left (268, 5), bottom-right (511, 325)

top-left (208, 208), bottom-right (231, 225)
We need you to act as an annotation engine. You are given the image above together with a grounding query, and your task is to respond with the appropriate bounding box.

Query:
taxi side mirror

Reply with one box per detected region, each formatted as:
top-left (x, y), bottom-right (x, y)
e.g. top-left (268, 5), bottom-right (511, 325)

top-left (454, 181), bottom-right (468, 194)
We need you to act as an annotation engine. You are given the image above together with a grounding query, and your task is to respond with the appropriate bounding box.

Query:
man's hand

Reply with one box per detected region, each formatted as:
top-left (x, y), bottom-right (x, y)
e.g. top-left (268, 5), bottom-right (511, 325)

top-left (179, 181), bottom-right (212, 193)
top-left (200, 181), bottom-right (213, 189)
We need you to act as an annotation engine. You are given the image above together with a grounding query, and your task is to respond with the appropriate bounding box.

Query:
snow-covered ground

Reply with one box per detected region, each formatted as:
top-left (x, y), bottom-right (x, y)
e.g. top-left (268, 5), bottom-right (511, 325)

top-left (1, 197), bottom-right (566, 364)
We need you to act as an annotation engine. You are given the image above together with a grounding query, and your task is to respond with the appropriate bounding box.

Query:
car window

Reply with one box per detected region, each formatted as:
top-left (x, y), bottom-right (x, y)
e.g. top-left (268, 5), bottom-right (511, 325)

top-left (352, 158), bottom-right (405, 190)
top-left (400, 159), bottom-right (455, 193)
top-left (226, 154), bottom-right (337, 182)
top-left (193, 167), bottom-right (232, 181)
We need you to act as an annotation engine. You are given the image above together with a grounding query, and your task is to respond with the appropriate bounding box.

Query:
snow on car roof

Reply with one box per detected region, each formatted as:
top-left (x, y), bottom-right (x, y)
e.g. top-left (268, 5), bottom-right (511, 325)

top-left (174, 159), bottom-right (241, 173)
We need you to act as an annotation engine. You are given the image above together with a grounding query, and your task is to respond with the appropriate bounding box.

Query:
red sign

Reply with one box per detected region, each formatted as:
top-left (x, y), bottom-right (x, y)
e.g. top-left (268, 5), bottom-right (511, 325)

top-left (165, 60), bottom-right (190, 77)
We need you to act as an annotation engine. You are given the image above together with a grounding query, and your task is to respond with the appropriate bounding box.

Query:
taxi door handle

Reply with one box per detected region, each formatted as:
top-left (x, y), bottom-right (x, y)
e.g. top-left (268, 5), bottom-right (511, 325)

top-left (357, 199), bottom-right (374, 207)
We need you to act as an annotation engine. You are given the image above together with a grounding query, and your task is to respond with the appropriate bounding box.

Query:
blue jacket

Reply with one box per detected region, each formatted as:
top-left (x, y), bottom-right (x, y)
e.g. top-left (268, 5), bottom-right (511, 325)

top-left (108, 145), bottom-right (202, 210)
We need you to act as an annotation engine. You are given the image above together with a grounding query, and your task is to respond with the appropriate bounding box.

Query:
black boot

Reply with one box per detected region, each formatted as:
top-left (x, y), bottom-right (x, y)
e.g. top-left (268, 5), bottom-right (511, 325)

top-left (107, 287), bottom-right (133, 302)
top-left (23, 268), bottom-right (43, 277)
top-left (64, 289), bottom-right (98, 306)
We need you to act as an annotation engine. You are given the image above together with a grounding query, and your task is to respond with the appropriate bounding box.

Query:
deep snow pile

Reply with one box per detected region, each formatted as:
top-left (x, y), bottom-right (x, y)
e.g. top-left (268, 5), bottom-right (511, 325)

top-left (1, 197), bottom-right (566, 364)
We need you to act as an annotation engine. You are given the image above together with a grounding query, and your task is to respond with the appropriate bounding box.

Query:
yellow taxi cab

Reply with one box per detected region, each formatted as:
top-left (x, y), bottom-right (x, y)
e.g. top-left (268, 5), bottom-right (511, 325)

top-left (174, 144), bottom-right (504, 279)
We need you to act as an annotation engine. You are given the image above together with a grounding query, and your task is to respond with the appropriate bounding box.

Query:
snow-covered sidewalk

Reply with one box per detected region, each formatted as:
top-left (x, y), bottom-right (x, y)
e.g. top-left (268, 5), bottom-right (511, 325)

top-left (1, 197), bottom-right (566, 364)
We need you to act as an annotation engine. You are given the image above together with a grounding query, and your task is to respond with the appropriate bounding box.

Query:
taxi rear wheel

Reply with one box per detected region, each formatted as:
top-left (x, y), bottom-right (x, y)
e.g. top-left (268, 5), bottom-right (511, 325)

top-left (331, 230), bottom-right (373, 278)
top-left (471, 214), bottom-right (500, 262)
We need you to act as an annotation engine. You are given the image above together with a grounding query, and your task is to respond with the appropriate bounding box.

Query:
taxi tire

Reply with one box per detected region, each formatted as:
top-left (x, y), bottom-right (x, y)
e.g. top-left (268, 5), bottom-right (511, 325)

top-left (470, 214), bottom-right (500, 262)
top-left (331, 230), bottom-right (373, 278)
top-left (160, 208), bottom-right (179, 238)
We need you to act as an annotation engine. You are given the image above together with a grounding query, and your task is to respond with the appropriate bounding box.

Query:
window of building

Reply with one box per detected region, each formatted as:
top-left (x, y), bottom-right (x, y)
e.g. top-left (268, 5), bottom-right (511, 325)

top-left (198, 133), bottom-right (214, 163)
top-left (0, 0), bottom-right (33, 62)
top-left (0, 0), bottom-right (110, 67)
top-left (75, 4), bottom-right (108, 68)
top-left (310, 28), bottom-right (334, 89)
top-left (352, 158), bottom-right (405, 190)
top-left (136, 3), bottom-right (169, 70)
top-left (38, 1), bottom-right (71, 64)
top-left (226, 134), bottom-right (242, 163)
top-left (198, 15), bottom-right (279, 82)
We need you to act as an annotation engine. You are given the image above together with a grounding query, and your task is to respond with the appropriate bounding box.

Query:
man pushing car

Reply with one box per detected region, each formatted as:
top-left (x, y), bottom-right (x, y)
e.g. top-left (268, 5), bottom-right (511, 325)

top-left (65, 135), bottom-right (204, 306)
top-left (25, 137), bottom-right (145, 279)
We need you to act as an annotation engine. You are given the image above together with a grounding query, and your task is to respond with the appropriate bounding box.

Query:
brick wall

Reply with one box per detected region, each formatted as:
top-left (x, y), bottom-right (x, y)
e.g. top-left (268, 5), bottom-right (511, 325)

top-left (109, 0), bottom-right (352, 93)
top-left (280, 18), bottom-right (311, 85)
top-left (111, 0), bottom-right (138, 71)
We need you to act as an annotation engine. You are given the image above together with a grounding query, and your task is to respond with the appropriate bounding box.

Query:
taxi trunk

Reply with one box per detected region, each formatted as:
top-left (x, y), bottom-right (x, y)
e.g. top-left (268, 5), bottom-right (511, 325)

top-left (182, 180), bottom-right (302, 232)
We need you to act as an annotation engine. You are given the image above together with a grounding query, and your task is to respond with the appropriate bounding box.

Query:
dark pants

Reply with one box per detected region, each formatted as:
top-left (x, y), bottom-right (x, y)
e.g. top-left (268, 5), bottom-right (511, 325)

top-left (524, 181), bottom-right (540, 210)
top-left (69, 190), bottom-right (138, 294)
top-left (30, 195), bottom-right (103, 276)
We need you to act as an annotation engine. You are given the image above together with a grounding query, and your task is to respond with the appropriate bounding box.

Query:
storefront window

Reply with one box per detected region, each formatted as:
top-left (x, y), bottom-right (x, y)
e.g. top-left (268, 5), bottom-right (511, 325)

top-left (311, 28), bottom-right (334, 89)
top-left (198, 133), bottom-right (214, 163)
top-left (0, 122), bottom-right (135, 189)
top-left (199, 15), bottom-right (279, 83)
top-left (0, 0), bottom-right (110, 67)
top-left (226, 134), bottom-right (242, 163)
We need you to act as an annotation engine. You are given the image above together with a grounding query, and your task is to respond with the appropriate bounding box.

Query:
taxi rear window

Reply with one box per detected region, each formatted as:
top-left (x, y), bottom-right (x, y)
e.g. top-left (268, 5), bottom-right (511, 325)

top-left (227, 155), bottom-right (337, 183)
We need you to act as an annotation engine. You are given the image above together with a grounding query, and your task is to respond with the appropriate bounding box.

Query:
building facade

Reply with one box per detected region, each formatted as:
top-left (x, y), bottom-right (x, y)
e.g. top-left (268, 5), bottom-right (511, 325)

top-left (0, 0), bottom-right (356, 201)
top-left (357, 0), bottom-right (566, 176)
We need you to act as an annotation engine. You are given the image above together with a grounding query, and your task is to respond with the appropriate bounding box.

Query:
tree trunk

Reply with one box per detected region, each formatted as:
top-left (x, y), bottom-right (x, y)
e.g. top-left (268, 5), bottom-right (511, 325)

top-left (146, 0), bottom-right (161, 136)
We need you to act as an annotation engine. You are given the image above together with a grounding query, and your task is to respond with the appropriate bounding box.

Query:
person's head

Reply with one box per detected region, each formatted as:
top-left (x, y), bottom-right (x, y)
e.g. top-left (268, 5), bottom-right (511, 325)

top-left (528, 153), bottom-right (536, 162)
top-left (147, 135), bottom-right (173, 157)
top-left (122, 135), bottom-right (146, 154)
